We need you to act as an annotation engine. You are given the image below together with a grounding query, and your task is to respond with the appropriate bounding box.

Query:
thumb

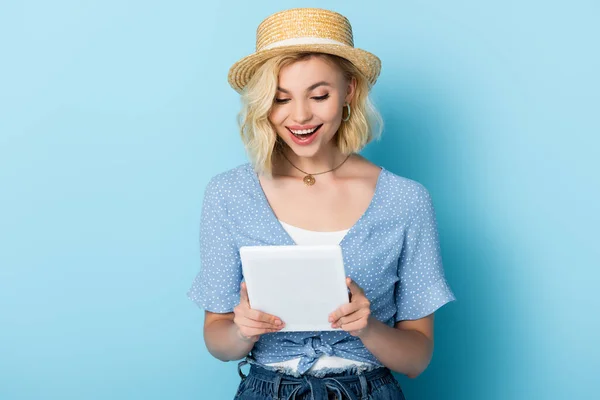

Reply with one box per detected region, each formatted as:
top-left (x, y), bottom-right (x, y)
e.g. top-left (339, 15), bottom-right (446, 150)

top-left (240, 281), bottom-right (250, 305)
top-left (346, 277), bottom-right (363, 294)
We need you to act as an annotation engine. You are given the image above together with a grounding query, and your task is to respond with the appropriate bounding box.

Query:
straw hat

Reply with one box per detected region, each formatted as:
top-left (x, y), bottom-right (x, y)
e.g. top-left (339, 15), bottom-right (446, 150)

top-left (227, 8), bottom-right (381, 93)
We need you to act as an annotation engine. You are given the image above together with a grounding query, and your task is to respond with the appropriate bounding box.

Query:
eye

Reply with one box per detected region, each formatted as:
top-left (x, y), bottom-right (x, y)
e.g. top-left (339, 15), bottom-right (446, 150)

top-left (312, 94), bottom-right (330, 101)
top-left (274, 98), bottom-right (290, 104)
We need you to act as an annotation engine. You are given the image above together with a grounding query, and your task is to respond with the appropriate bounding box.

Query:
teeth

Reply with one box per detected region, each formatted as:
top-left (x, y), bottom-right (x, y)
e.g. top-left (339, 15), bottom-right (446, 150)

top-left (290, 127), bottom-right (318, 135)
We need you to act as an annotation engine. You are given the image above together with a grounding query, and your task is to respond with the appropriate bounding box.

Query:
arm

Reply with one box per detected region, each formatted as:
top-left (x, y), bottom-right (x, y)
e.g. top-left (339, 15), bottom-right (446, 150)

top-left (203, 311), bottom-right (253, 361)
top-left (358, 314), bottom-right (434, 378)
top-left (329, 278), bottom-right (435, 378)
top-left (203, 282), bottom-right (285, 362)
top-left (189, 178), bottom-right (285, 361)
top-left (355, 184), bottom-right (453, 377)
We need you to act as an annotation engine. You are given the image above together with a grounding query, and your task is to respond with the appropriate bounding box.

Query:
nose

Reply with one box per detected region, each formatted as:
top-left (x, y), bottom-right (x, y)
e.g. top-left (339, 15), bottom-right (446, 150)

top-left (292, 99), bottom-right (312, 124)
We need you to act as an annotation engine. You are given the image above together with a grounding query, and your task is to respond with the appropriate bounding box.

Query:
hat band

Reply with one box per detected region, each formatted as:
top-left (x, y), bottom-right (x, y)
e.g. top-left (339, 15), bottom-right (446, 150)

top-left (260, 37), bottom-right (349, 51)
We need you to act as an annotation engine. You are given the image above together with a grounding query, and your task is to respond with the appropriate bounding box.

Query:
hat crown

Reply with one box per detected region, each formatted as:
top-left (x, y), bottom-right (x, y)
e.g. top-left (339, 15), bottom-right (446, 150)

top-left (255, 8), bottom-right (354, 52)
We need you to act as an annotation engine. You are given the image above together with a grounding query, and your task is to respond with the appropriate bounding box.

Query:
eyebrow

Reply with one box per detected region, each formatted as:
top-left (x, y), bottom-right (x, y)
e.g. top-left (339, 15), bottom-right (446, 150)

top-left (276, 81), bottom-right (332, 94)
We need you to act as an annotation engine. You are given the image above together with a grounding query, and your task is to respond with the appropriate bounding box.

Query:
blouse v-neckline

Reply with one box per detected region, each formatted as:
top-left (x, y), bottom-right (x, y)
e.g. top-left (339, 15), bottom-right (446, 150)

top-left (246, 163), bottom-right (386, 248)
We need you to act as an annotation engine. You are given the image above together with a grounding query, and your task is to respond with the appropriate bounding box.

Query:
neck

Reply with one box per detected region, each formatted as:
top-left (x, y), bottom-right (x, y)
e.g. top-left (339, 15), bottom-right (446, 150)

top-left (278, 145), bottom-right (348, 176)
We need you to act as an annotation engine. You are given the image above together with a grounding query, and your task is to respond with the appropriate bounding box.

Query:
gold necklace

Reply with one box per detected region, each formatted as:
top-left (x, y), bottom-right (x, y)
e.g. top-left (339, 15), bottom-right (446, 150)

top-left (281, 152), bottom-right (351, 186)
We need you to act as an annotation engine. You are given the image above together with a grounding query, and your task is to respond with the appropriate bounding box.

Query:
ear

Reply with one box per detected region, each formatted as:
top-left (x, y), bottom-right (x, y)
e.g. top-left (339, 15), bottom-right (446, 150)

top-left (345, 76), bottom-right (357, 104)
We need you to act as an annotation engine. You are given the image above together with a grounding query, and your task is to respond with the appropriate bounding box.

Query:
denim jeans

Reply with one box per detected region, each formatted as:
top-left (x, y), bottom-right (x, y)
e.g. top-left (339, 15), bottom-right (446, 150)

top-left (234, 359), bottom-right (406, 400)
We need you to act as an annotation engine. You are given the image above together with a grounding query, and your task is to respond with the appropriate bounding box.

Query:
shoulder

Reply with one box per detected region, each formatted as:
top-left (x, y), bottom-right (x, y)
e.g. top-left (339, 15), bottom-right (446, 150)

top-left (204, 162), bottom-right (253, 195)
top-left (200, 163), bottom-right (255, 213)
top-left (383, 169), bottom-right (431, 200)
top-left (349, 155), bottom-right (433, 206)
top-left (380, 169), bottom-right (435, 220)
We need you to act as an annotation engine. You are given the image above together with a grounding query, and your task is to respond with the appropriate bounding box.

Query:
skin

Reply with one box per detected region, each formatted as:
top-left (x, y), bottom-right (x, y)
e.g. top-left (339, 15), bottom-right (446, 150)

top-left (203, 55), bottom-right (435, 378)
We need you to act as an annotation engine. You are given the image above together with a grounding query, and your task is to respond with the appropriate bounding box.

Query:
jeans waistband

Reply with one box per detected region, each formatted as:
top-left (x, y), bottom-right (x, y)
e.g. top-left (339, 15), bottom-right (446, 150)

top-left (240, 355), bottom-right (381, 379)
top-left (237, 359), bottom-right (392, 400)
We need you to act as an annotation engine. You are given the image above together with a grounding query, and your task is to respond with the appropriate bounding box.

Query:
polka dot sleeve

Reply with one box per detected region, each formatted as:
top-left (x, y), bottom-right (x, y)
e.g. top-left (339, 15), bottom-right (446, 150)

top-left (187, 177), bottom-right (242, 313)
top-left (395, 184), bottom-right (456, 322)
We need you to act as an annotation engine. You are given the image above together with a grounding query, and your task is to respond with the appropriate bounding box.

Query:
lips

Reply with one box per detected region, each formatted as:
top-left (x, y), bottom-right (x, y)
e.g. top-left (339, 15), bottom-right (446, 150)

top-left (286, 124), bottom-right (322, 145)
top-left (288, 124), bottom-right (321, 133)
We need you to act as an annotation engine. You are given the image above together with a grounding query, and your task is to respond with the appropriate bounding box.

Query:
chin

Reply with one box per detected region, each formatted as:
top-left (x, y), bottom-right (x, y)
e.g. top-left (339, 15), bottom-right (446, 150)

top-left (278, 131), bottom-right (335, 159)
top-left (282, 141), bottom-right (323, 159)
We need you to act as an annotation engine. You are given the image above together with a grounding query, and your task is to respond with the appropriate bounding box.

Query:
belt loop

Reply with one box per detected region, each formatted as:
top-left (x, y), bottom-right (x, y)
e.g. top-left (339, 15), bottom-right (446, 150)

top-left (237, 359), bottom-right (248, 380)
top-left (272, 373), bottom-right (283, 400)
top-left (358, 370), bottom-right (368, 400)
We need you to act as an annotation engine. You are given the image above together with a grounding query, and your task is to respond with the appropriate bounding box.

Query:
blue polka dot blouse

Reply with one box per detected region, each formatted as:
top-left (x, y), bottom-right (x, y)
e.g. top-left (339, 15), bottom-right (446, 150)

top-left (187, 162), bottom-right (456, 374)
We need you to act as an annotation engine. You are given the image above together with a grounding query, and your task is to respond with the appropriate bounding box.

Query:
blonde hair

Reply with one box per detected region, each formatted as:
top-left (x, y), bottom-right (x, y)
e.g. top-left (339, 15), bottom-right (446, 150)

top-left (237, 52), bottom-right (383, 176)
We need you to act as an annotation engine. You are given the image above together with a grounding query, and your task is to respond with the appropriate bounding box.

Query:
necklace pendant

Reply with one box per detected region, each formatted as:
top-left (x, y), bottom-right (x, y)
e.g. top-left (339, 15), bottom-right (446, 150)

top-left (303, 174), bottom-right (316, 186)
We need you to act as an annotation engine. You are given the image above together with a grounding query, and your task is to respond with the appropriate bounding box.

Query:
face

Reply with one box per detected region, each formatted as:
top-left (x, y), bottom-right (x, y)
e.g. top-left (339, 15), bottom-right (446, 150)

top-left (268, 55), bottom-right (356, 158)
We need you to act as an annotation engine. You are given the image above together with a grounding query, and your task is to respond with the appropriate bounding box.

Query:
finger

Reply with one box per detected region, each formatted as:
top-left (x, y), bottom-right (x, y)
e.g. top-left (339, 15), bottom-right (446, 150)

top-left (239, 326), bottom-right (281, 338)
top-left (247, 308), bottom-right (284, 327)
top-left (236, 315), bottom-right (285, 330)
top-left (346, 277), bottom-right (364, 295)
top-left (339, 319), bottom-right (368, 335)
top-left (239, 283), bottom-right (282, 325)
top-left (237, 286), bottom-right (283, 326)
top-left (329, 302), bottom-right (361, 323)
top-left (236, 328), bottom-right (257, 342)
top-left (333, 308), bottom-right (370, 328)
top-left (239, 282), bottom-right (250, 305)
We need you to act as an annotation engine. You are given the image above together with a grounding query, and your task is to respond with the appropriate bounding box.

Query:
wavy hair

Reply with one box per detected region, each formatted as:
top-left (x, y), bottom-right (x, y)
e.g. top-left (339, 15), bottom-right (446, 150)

top-left (237, 52), bottom-right (383, 176)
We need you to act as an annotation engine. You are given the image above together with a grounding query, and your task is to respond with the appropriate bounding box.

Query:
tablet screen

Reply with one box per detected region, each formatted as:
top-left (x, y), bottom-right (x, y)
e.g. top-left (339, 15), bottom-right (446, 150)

top-left (239, 245), bottom-right (349, 332)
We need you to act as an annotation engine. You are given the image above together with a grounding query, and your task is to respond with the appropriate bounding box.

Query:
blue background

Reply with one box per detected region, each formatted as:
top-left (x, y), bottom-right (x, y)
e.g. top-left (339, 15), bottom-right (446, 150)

top-left (1, 1), bottom-right (598, 399)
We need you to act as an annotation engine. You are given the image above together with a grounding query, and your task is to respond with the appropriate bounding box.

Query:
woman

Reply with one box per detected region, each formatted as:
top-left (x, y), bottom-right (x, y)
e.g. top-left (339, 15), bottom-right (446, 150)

top-left (188, 7), bottom-right (456, 399)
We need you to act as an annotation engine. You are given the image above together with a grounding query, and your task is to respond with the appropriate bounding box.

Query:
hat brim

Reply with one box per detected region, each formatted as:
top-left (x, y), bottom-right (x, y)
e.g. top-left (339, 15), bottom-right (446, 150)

top-left (227, 44), bottom-right (381, 93)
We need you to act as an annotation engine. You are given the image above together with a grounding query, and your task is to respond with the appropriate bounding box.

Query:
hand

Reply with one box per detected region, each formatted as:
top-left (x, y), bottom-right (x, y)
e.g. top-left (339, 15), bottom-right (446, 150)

top-left (328, 277), bottom-right (372, 337)
top-left (233, 282), bottom-right (285, 343)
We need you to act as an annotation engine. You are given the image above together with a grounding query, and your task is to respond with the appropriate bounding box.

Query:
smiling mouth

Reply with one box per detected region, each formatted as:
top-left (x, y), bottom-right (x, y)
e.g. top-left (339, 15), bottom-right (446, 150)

top-left (287, 124), bottom-right (323, 139)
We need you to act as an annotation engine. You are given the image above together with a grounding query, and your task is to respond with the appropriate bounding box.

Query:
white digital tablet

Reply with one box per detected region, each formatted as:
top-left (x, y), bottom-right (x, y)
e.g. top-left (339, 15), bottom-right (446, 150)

top-left (239, 245), bottom-right (349, 332)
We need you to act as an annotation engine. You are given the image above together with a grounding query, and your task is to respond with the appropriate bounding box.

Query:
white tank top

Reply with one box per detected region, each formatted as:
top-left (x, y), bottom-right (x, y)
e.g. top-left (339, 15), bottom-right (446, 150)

top-left (262, 220), bottom-right (374, 372)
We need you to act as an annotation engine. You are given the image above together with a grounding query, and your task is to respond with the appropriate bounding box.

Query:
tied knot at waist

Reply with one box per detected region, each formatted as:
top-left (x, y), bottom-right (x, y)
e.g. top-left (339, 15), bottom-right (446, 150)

top-left (302, 337), bottom-right (334, 361)
top-left (278, 374), bottom-right (368, 400)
